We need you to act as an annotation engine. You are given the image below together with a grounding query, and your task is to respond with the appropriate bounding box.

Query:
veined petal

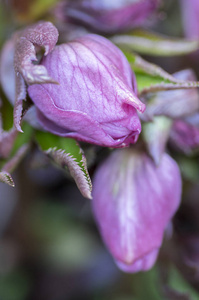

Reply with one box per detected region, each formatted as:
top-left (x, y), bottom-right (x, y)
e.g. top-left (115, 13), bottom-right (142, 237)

top-left (92, 149), bottom-right (181, 272)
top-left (28, 34), bottom-right (144, 147)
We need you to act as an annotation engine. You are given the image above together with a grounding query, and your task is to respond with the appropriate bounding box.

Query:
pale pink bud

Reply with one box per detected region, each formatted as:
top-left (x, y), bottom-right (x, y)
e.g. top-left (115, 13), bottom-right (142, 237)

top-left (56, 0), bottom-right (160, 33)
top-left (92, 149), bottom-right (182, 272)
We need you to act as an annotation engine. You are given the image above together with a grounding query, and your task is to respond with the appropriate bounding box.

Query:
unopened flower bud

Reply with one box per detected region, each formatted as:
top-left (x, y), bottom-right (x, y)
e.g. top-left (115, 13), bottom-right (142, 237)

top-left (170, 117), bottom-right (199, 155)
top-left (56, 0), bottom-right (160, 33)
top-left (92, 148), bottom-right (181, 272)
top-left (181, 0), bottom-right (199, 39)
top-left (28, 34), bottom-right (145, 147)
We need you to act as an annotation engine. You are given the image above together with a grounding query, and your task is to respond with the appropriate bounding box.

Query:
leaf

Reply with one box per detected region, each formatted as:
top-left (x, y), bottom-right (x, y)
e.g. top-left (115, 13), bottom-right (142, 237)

top-left (132, 267), bottom-right (164, 300)
top-left (123, 51), bottom-right (174, 93)
top-left (35, 131), bottom-right (92, 199)
top-left (138, 69), bottom-right (199, 121)
top-left (111, 29), bottom-right (199, 56)
top-left (0, 270), bottom-right (31, 300)
top-left (165, 267), bottom-right (199, 300)
top-left (175, 156), bottom-right (199, 182)
top-left (136, 73), bottom-right (171, 94)
top-left (139, 81), bottom-right (199, 95)
top-left (11, 0), bottom-right (60, 23)
top-left (123, 51), bottom-right (199, 95)
top-left (124, 52), bottom-right (180, 83)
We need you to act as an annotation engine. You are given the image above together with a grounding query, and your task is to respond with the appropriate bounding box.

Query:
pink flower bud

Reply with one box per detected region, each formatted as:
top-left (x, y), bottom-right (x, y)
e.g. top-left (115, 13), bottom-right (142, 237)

top-left (170, 117), bottom-right (199, 155)
top-left (92, 149), bottom-right (181, 273)
top-left (181, 0), bottom-right (199, 39)
top-left (28, 34), bottom-right (145, 147)
top-left (56, 0), bottom-right (160, 33)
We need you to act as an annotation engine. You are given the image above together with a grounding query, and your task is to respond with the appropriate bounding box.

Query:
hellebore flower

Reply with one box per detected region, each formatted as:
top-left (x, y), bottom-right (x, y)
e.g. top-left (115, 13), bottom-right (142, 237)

top-left (56, 0), bottom-right (160, 34)
top-left (28, 34), bottom-right (145, 147)
top-left (92, 148), bottom-right (181, 273)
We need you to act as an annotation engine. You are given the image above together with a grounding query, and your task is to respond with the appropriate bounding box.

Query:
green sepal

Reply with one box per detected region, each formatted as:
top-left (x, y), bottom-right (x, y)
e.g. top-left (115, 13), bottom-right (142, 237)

top-left (35, 131), bottom-right (92, 199)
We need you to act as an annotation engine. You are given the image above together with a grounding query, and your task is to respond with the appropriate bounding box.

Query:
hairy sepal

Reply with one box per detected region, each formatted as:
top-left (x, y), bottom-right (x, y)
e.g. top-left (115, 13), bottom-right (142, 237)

top-left (13, 21), bottom-right (59, 131)
top-left (35, 131), bottom-right (92, 199)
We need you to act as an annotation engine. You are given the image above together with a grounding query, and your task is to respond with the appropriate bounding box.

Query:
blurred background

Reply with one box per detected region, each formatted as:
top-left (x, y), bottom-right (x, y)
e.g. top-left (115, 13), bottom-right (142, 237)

top-left (1, 0), bottom-right (199, 299)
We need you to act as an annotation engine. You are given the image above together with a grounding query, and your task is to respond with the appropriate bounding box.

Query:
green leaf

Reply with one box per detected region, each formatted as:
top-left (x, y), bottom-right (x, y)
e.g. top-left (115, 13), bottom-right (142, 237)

top-left (176, 156), bottom-right (199, 182)
top-left (138, 80), bottom-right (199, 95)
top-left (0, 270), bottom-right (31, 300)
top-left (11, 0), bottom-right (60, 23)
top-left (122, 51), bottom-right (179, 93)
top-left (35, 131), bottom-right (92, 199)
top-left (131, 267), bottom-right (165, 300)
top-left (112, 29), bottom-right (199, 56)
top-left (167, 267), bottom-right (199, 300)
top-left (123, 51), bottom-right (199, 94)
top-left (124, 52), bottom-right (179, 82)
top-left (135, 72), bottom-right (171, 93)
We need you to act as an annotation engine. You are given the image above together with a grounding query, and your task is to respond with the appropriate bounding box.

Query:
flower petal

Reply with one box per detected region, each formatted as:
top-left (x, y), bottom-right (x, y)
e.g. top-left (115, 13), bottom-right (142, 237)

top-left (92, 149), bottom-right (181, 272)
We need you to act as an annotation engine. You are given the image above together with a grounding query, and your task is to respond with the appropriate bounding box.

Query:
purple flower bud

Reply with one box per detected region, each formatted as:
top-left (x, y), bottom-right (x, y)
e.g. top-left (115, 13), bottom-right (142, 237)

top-left (181, 0), bottom-right (199, 39)
top-left (56, 0), bottom-right (160, 33)
top-left (170, 118), bottom-right (199, 155)
top-left (28, 34), bottom-right (145, 147)
top-left (92, 149), bottom-right (181, 273)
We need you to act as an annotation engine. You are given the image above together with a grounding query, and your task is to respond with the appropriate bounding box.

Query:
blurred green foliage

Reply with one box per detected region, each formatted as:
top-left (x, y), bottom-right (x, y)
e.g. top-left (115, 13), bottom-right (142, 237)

top-left (0, 271), bottom-right (32, 300)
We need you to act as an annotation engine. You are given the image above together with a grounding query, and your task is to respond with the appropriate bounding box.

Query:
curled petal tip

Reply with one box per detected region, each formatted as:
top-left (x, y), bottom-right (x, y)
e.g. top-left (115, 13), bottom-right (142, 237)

top-left (124, 94), bottom-right (146, 113)
top-left (14, 123), bottom-right (24, 133)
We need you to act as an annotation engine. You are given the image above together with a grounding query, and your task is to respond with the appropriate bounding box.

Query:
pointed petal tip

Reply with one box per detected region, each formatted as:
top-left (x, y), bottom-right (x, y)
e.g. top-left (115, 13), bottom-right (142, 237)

top-left (124, 95), bottom-right (146, 113)
top-left (0, 171), bottom-right (15, 187)
top-left (151, 152), bottom-right (161, 166)
top-left (14, 122), bottom-right (24, 133)
top-left (138, 102), bottom-right (146, 113)
top-left (44, 45), bottom-right (50, 56)
top-left (86, 193), bottom-right (93, 200)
